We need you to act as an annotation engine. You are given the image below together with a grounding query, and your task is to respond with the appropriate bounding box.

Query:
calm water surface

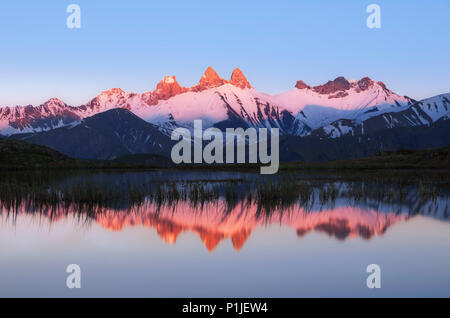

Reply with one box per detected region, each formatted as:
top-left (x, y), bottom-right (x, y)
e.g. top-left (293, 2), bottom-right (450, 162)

top-left (0, 171), bottom-right (449, 297)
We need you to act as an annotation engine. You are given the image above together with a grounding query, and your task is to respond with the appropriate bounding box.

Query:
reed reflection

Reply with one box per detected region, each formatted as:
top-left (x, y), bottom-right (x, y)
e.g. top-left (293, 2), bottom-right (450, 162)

top-left (1, 172), bottom-right (448, 251)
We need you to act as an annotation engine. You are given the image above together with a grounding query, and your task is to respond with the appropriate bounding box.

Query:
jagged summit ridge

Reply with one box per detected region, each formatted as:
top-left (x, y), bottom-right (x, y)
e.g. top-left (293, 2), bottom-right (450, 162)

top-left (194, 66), bottom-right (227, 91)
top-left (295, 76), bottom-right (387, 94)
top-left (190, 66), bottom-right (252, 91)
top-left (0, 69), bottom-right (448, 140)
top-left (284, 75), bottom-right (413, 104)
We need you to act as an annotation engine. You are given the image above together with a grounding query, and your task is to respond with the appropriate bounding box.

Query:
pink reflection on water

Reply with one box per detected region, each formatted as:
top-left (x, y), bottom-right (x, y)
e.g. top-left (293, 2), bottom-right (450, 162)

top-left (2, 199), bottom-right (408, 252)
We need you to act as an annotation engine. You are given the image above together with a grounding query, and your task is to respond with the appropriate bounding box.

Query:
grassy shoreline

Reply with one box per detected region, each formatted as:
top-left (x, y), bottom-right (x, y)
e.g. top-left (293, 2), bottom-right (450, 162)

top-left (0, 170), bottom-right (445, 215)
top-left (1, 137), bottom-right (449, 173)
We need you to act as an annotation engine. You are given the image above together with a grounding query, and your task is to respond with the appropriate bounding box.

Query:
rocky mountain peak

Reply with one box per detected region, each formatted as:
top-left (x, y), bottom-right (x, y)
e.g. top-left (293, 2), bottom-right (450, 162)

top-left (230, 68), bottom-right (251, 89)
top-left (155, 75), bottom-right (186, 100)
top-left (377, 81), bottom-right (389, 91)
top-left (295, 80), bottom-right (311, 90)
top-left (101, 88), bottom-right (125, 96)
top-left (357, 77), bottom-right (375, 91)
top-left (194, 66), bottom-right (227, 91)
top-left (313, 76), bottom-right (351, 95)
top-left (43, 98), bottom-right (66, 107)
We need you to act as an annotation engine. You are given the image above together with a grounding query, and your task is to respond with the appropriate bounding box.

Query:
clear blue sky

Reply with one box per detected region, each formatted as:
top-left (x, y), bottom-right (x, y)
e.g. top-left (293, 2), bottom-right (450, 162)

top-left (0, 0), bottom-right (449, 106)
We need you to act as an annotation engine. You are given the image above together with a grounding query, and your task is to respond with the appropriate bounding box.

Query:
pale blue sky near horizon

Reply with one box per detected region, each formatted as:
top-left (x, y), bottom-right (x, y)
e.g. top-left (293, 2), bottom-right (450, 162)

top-left (0, 0), bottom-right (449, 106)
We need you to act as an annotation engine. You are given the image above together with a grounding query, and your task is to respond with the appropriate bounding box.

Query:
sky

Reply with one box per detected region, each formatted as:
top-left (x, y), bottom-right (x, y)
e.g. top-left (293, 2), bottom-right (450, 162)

top-left (0, 0), bottom-right (449, 106)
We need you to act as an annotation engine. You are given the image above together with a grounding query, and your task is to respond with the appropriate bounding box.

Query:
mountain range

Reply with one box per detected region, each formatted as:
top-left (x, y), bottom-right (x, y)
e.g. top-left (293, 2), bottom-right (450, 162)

top-left (2, 67), bottom-right (449, 161)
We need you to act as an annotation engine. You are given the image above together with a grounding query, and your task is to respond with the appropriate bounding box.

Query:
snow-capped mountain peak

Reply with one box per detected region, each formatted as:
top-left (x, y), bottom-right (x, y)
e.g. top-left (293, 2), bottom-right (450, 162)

top-left (293, 76), bottom-right (404, 100)
top-left (85, 87), bottom-right (139, 114)
top-left (43, 97), bottom-right (67, 108)
top-left (0, 69), bottom-right (448, 140)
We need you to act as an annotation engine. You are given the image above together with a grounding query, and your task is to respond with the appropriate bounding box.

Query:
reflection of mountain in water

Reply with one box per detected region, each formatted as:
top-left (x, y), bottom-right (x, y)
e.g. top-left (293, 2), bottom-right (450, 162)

top-left (96, 203), bottom-right (408, 251)
top-left (2, 195), bottom-right (448, 252)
